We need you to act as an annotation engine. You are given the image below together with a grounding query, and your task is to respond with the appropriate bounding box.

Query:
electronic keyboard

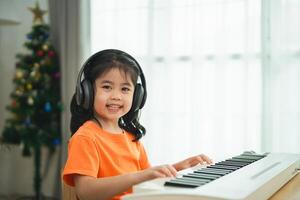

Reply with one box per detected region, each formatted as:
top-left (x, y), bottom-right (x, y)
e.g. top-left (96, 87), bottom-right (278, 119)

top-left (122, 152), bottom-right (300, 200)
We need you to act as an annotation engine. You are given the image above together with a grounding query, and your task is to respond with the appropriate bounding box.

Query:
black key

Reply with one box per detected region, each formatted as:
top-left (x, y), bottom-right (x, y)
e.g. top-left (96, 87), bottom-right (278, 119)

top-left (233, 155), bottom-right (263, 161)
top-left (202, 167), bottom-right (233, 172)
top-left (185, 173), bottom-right (221, 180)
top-left (164, 180), bottom-right (200, 188)
top-left (216, 161), bottom-right (250, 167)
top-left (199, 168), bottom-right (233, 175)
top-left (178, 177), bottom-right (210, 184)
top-left (194, 170), bottom-right (228, 176)
top-left (226, 158), bottom-right (255, 163)
top-left (165, 179), bottom-right (205, 188)
top-left (207, 165), bottom-right (240, 171)
top-left (240, 153), bottom-right (266, 158)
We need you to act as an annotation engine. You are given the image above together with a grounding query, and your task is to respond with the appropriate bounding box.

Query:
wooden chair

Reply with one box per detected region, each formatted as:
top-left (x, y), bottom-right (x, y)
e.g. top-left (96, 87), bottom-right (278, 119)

top-left (62, 181), bottom-right (77, 200)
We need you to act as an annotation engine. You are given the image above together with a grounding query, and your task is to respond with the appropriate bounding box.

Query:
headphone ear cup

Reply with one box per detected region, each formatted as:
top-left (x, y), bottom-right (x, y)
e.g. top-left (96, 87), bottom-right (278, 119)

top-left (131, 84), bottom-right (144, 112)
top-left (81, 79), bottom-right (93, 110)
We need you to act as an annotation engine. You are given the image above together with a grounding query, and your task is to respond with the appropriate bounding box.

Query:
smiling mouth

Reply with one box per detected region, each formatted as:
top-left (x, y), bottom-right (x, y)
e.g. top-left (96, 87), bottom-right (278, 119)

top-left (106, 104), bottom-right (123, 112)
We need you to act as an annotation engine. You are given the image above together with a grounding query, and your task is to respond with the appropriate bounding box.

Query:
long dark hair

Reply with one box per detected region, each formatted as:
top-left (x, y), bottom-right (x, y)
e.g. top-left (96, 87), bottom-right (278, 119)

top-left (70, 51), bottom-right (146, 141)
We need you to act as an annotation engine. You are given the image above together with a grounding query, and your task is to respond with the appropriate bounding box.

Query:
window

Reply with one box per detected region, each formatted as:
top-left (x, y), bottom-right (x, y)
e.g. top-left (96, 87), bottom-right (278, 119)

top-left (91, 0), bottom-right (300, 164)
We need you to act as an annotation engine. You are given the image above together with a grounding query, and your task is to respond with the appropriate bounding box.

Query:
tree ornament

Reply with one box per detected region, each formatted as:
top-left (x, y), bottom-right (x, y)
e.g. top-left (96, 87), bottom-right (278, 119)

top-left (44, 102), bottom-right (52, 112)
top-left (34, 63), bottom-right (40, 68)
top-left (26, 83), bottom-right (33, 90)
top-left (37, 50), bottom-right (44, 57)
top-left (42, 44), bottom-right (49, 51)
top-left (11, 100), bottom-right (17, 108)
top-left (48, 51), bottom-right (55, 57)
top-left (28, 2), bottom-right (47, 25)
top-left (52, 138), bottom-right (61, 145)
top-left (15, 89), bottom-right (22, 96)
top-left (30, 70), bottom-right (36, 78)
top-left (27, 96), bottom-right (34, 105)
top-left (15, 70), bottom-right (24, 79)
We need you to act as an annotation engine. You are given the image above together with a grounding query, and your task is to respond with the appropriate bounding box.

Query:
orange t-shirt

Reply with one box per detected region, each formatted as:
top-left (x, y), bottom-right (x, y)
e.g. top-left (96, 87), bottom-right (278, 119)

top-left (62, 120), bottom-right (150, 200)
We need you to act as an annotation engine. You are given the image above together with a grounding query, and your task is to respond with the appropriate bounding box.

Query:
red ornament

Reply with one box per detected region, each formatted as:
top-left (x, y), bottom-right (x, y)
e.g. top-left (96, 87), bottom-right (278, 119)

top-left (48, 51), bottom-right (55, 57)
top-left (37, 50), bottom-right (44, 57)
top-left (11, 100), bottom-right (17, 108)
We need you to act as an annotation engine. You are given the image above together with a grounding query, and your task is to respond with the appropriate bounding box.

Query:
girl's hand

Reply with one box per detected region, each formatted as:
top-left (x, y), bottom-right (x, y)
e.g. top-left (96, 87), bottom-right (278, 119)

top-left (173, 154), bottom-right (213, 171)
top-left (140, 164), bottom-right (177, 180)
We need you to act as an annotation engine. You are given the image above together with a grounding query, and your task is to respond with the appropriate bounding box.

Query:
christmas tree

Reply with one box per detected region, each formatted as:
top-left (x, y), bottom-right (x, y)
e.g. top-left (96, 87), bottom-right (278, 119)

top-left (1, 2), bottom-right (61, 199)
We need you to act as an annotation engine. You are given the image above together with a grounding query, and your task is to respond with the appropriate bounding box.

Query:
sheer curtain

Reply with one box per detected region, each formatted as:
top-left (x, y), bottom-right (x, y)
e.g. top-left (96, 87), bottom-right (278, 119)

top-left (262, 0), bottom-right (300, 154)
top-left (90, 0), bottom-right (300, 165)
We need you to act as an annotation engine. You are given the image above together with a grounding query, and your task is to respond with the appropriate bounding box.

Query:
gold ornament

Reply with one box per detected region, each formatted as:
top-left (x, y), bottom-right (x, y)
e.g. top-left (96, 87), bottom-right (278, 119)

top-left (26, 83), bottom-right (33, 90)
top-left (30, 71), bottom-right (36, 78)
top-left (34, 63), bottom-right (40, 68)
top-left (28, 2), bottom-right (47, 25)
top-left (15, 89), bottom-right (22, 96)
top-left (15, 70), bottom-right (23, 79)
top-left (27, 97), bottom-right (34, 105)
top-left (42, 44), bottom-right (49, 51)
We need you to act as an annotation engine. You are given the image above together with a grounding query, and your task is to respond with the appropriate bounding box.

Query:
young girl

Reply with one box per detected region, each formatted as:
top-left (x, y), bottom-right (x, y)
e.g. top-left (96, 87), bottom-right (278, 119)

top-left (62, 49), bottom-right (213, 200)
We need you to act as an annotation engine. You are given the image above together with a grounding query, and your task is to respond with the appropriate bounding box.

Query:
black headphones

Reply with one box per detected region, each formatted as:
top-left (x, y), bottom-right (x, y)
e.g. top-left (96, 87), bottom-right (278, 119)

top-left (75, 49), bottom-right (147, 116)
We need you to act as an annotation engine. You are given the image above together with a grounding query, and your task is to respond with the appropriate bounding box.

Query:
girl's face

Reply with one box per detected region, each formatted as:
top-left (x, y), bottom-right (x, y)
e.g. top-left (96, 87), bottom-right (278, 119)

top-left (93, 68), bottom-right (134, 124)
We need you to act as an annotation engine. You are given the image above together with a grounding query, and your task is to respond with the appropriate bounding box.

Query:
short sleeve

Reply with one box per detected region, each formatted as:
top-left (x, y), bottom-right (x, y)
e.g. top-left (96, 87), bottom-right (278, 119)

top-left (62, 135), bottom-right (100, 186)
top-left (138, 142), bottom-right (151, 169)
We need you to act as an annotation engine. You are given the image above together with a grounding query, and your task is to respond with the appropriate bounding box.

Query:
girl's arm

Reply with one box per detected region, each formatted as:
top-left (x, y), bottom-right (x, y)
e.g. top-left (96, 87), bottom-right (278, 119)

top-left (172, 154), bottom-right (213, 171)
top-left (73, 165), bottom-right (177, 200)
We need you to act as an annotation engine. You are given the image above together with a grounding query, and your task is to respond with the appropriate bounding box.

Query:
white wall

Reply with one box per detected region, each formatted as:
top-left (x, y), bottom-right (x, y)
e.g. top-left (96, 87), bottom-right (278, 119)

top-left (0, 0), bottom-right (60, 198)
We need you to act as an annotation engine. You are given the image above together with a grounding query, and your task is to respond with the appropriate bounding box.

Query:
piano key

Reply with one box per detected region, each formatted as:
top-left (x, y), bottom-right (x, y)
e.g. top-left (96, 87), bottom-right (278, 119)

top-left (187, 172), bottom-right (222, 179)
top-left (197, 170), bottom-right (230, 176)
top-left (240, 152), bottom-right (266, 158)
top-left (198, 168), bottom-right (233, 174)
top-left (194, 170), bottom-right (228, 176)
top-left (183, 173), bottom-right (219, 181)
top-left (216, 161), bottom-right (250, 167)
top-left (226, 158), bottom-right (255, 163)
top-left (207, 165), bottom-right (240, 171)
top-left (177, 177), bottom-right (211, 184)
top-left (165, 178), bottom-right (205, 187)
top-left (164, 180), bottom-right (201, 188)
top-left (233, 155), bottom-right (264, 161)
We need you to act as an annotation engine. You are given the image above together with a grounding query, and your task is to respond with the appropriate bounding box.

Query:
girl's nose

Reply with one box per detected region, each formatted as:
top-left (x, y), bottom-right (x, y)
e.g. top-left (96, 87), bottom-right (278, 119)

top-left (110, 90), bottom-right (121, 100)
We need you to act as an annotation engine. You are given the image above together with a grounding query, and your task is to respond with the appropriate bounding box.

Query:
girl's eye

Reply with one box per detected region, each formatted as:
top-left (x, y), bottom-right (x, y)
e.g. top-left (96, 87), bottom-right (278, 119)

top-left (102, 85), bottom-right (112, 90)
top-left (122, 87), bottom-right (131, 92)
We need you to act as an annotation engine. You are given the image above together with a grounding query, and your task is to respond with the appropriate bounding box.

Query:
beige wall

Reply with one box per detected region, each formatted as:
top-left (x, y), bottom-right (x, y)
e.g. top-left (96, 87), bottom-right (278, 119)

top-left (0, 145), bottom-right (60, 197)
top-left (0, 0), bottom-right (60, 198)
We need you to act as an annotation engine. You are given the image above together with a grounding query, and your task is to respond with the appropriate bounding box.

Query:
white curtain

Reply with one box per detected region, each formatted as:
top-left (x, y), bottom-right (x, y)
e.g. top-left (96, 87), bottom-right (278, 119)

top-left (90, 0), bottom-right (300, 165)
top-left (261, 0), bottom-right (300, 154)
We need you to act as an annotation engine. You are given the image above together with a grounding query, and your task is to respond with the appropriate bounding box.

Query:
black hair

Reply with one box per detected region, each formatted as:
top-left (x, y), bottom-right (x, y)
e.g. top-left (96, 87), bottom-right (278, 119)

top-left (70, 51), bottom-right (146, 141)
